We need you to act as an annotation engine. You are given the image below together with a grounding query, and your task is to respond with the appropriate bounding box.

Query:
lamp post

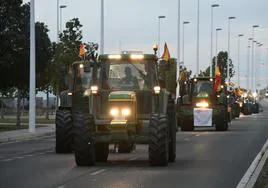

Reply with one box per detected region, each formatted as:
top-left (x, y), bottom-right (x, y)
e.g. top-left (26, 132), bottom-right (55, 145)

top-left (256, 43), bottom-right (263, 91)
top-left (210, 4), bottom-right (220, 77)
top-left (237, 34), bottom-right (244, 86)
top-left (227, 16), bottom-right (236, 84)
top-left (100, 0), bottom-right (104, 54)
top-left (59, 5), bottom-right (67, 33)
top-left (247, 38), bottom-right (253, 90)
top-left (57, 0), bottom-right (59, 42)
top-left (251, 25), bottom-right (259, 92)
top-left (182, 21), bottom-right (190, 65)
top-left (196, 0), bottom-right (200, 75)
top-left (215, 28), bottom-right (222, 73)
top-left (29, 0), bottom-right (36, 132)
top-left (158, 15), bottom-right (166, 56)
top-left (176, 0), bottom-right (181, 100)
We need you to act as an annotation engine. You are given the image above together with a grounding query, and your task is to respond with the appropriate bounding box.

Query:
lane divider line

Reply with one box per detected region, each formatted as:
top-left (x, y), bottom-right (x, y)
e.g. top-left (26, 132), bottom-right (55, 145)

top-left (237, 139), bottom-right (268, 188)
top-left (129, 157), bottom-right (139, 161)
top-left (90, 169), bottom-right (107, 176)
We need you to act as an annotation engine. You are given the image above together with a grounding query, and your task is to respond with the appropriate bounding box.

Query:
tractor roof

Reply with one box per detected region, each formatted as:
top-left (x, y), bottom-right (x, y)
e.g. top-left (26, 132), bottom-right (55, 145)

top-left (191, 77), bottom-right (214, 82)
top-left (98, 54), bottom-right (157, 61)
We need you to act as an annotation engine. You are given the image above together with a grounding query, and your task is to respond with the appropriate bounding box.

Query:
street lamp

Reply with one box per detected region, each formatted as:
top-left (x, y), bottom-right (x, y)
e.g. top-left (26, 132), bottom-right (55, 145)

top-left (100, 0), bottom-right (104, 54)
top-left (251, 25), bottom-right (259, 92)
top-left (227, 16), bottom-right (236, 83)
top-left (247, 38), bottom-right (253, 90)
top-left (196, 0), bottom-right (200, 75)
top-left (59, 5), bottom-right (67, 33)
top-left (29, 0), bottom-right (36, 132)
top-left (215, 28), bottom-right (222, 73)
top-left (158, 15), bottom-right (166, 56)
top-left (255, 43), bottom-right (263, 91)
top-left (182, 21), bottom-right (190, 65)
top-left (176, 0), bottom-right (181, 101)
top-left (210, 4), bottom-right (220, 77)
top-left (237, 34), bottom-right (244, 86)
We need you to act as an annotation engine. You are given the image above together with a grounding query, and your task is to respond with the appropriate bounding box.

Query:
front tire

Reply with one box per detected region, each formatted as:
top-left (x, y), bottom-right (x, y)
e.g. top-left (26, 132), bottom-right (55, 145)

top-left (95, 143), bottom-right (109, 162)
top-left (180, 118), bottom-right (194, 131)
top-left (73, 112), bottom-right (96, 166)
top-left (167, 99), bottom-right (176, 162)
top-left (149, 114), bottom-right (169, 166)
top-left (216, 114), bottom-right (228, 131)
top-left (55, 109), bottom-right (73, 153)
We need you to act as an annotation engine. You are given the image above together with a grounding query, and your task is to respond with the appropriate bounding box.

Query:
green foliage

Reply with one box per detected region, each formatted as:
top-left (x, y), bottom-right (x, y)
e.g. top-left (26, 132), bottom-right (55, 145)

top-left (202, 51), bottom-right (235, 83)
top-left (0, 2), bottom-right (52, 94)
top-left (50, 18), bottom-right (83, 93)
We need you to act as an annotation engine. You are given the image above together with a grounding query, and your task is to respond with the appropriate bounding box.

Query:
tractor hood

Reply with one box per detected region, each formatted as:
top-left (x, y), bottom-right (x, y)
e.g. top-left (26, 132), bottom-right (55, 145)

top-left (196, 91), bottom-right (210, 99)
top-left (109, 91), bottom-right (136, 102)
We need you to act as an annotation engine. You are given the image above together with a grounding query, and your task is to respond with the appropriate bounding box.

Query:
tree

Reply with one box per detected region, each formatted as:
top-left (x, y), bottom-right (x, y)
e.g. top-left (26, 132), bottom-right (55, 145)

top-left (0, 1), bottom-right (52, 125)
top-left (50, 18), bottom-right (83, 102)
top-left (202, 51), bottom-right (235, 83)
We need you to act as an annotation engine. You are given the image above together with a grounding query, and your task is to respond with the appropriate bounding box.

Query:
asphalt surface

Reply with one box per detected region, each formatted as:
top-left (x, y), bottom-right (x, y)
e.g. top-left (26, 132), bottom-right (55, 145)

top-left (0, 105), bottom-right (267, 188)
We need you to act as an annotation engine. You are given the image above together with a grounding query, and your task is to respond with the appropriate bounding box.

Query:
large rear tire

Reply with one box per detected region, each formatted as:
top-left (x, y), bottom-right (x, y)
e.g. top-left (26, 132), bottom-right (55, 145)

top-left (167, 99), bottom-right (176, 163)
top-left (95, 143), bottom-right (109, 162)
top-left (55, 109), bottom-right (73, 153)
top-left (216, 113), bottom-right (228, 131)
top-left (73, 112), bottom-right (96, 166)
top-left (149, 114), bottom-right (169, 166)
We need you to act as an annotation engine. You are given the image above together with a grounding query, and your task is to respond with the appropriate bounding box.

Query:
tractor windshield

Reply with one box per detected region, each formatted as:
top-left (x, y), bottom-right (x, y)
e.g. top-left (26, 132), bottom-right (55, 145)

top-left (107, 60), bottom-right (151, 90)
top-left (193, 80), bottom-right (213, 96)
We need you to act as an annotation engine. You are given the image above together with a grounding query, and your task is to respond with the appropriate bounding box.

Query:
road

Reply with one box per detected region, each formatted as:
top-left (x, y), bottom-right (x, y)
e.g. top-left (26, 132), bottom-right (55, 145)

top-left (0, 103), bottom-right (267, 188)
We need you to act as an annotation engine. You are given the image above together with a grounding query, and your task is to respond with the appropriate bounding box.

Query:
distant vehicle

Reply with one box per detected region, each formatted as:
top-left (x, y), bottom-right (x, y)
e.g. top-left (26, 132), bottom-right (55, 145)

top-left (265, 90), bottom-right (268, 98)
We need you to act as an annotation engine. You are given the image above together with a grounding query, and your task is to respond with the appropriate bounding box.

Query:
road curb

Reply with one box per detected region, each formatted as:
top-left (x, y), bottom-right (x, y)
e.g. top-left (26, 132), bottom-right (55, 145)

top-left (0, 131), bottom-right (55, 144)
top-left (236, 139), bottom-right (268, 188)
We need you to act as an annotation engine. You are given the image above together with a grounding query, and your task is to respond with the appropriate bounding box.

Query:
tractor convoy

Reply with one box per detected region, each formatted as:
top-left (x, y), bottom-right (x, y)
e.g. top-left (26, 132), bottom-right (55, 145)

top-left (55, 44), bottom-right (261, 167)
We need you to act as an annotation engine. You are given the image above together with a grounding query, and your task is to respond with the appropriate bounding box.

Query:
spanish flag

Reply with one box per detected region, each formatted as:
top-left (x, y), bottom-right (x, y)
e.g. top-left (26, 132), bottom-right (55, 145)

top-left (79, 43), bottom-right (87, 57)
top-left (161, 42), bottom-right (170, 61)
top-left (214, 65), bottom-right (221, 92)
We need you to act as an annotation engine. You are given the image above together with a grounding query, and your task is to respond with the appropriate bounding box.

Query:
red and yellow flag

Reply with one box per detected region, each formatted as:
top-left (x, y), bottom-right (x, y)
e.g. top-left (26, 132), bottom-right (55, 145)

top-left (79, 43), bottom-right (87, 57)
top-left (161, 42), bottom-right (170, 61)
top-left (214, 65), bottom-right (221, 92)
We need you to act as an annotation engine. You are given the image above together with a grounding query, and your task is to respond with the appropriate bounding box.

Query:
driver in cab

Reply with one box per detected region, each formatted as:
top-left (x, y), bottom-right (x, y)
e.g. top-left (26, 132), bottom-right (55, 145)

top-left (120, 66), bottom-right (139, 89)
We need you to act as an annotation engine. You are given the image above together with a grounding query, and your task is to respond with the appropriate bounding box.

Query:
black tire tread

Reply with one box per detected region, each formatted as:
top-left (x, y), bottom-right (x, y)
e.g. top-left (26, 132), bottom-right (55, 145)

top-left (149, 114), bottom-right (169, 166)
top-left (55, 109), bottom-right (73, 153)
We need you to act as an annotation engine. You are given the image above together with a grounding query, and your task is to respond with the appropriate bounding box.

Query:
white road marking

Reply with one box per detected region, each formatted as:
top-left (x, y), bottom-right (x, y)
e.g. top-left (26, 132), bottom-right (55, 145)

top-left (237, 139), bottom-right (268, 188)
top-left (129, 157), bottom-right (139, 161)
top-left (195, 134), bottom-right (200, 137)
top-left (0, 158), bottom-right (14, 162)
top-left (14, 156), bottom-right (24, 159)
top-left (23, 154), bottom-right (34, 157)
top-left (57, 185), bottom-right (65, 188)
top-left (90, 169), bottom-right (107, 176)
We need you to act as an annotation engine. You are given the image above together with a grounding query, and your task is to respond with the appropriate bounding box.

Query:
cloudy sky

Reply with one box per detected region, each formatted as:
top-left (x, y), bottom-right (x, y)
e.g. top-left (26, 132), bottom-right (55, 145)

top-left (23, 0), bottom-right (268, 89)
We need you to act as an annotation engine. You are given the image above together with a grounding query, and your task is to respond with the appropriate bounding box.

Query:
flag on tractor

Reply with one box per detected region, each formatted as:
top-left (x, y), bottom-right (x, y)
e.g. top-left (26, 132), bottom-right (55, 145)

top-left (79, 43), bottom-right (87, 57)
top-left (161, 42), bottom-right (171, 61)
top-left (214, 65), bottom-right (221, 92)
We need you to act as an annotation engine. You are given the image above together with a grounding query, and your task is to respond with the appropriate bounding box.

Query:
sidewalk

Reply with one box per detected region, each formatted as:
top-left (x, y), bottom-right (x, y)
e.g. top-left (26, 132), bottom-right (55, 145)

top-left (0, 124), bottom-right (55, 143)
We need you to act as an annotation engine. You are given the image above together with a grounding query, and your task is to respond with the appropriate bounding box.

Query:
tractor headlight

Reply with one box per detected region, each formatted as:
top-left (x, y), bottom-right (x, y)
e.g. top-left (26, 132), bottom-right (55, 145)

top-left (196, 101), bottom-right (209, 108)
top-left (121, 108), bottom-right (131, 116)
top-left (239, 102), bottom-right (243, 107)
top-left (265, 93), bottom-right (268, 97)
top-left (91, 85), bottom-right (98, 94)
top-left (110, 108), bottom-right (119, 117)
top-left (154, 86), bottom-right (161, 94)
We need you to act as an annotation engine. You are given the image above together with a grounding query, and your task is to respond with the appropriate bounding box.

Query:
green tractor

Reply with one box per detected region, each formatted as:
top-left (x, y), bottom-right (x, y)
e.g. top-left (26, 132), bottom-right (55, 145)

top-left (55, 51), bottom-right (177, 166)
top-left (178, 77), bottom-right (229, 131)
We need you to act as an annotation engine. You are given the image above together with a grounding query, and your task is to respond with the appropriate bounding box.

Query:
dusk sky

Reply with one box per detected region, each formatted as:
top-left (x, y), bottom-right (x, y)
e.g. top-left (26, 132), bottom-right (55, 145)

top-left (23, 0), bottom-right (268, 89)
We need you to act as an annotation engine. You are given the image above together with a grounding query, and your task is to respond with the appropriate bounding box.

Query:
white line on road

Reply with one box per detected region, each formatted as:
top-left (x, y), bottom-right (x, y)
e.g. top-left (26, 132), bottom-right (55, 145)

top-left (57, 185), bottom-right (65, 188)
top-left (237, 139), bottom-right (268, 188)
top-left (14, 156), bottom-right (24, 159)
top-left (195, 134), bottom-right (200, 137)
top-left (0, 158), bottom-right (14, 162)
top-left (129, 156), bottom-right (139, 161)
top-left (90, 169), bottom-right (107, 176)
